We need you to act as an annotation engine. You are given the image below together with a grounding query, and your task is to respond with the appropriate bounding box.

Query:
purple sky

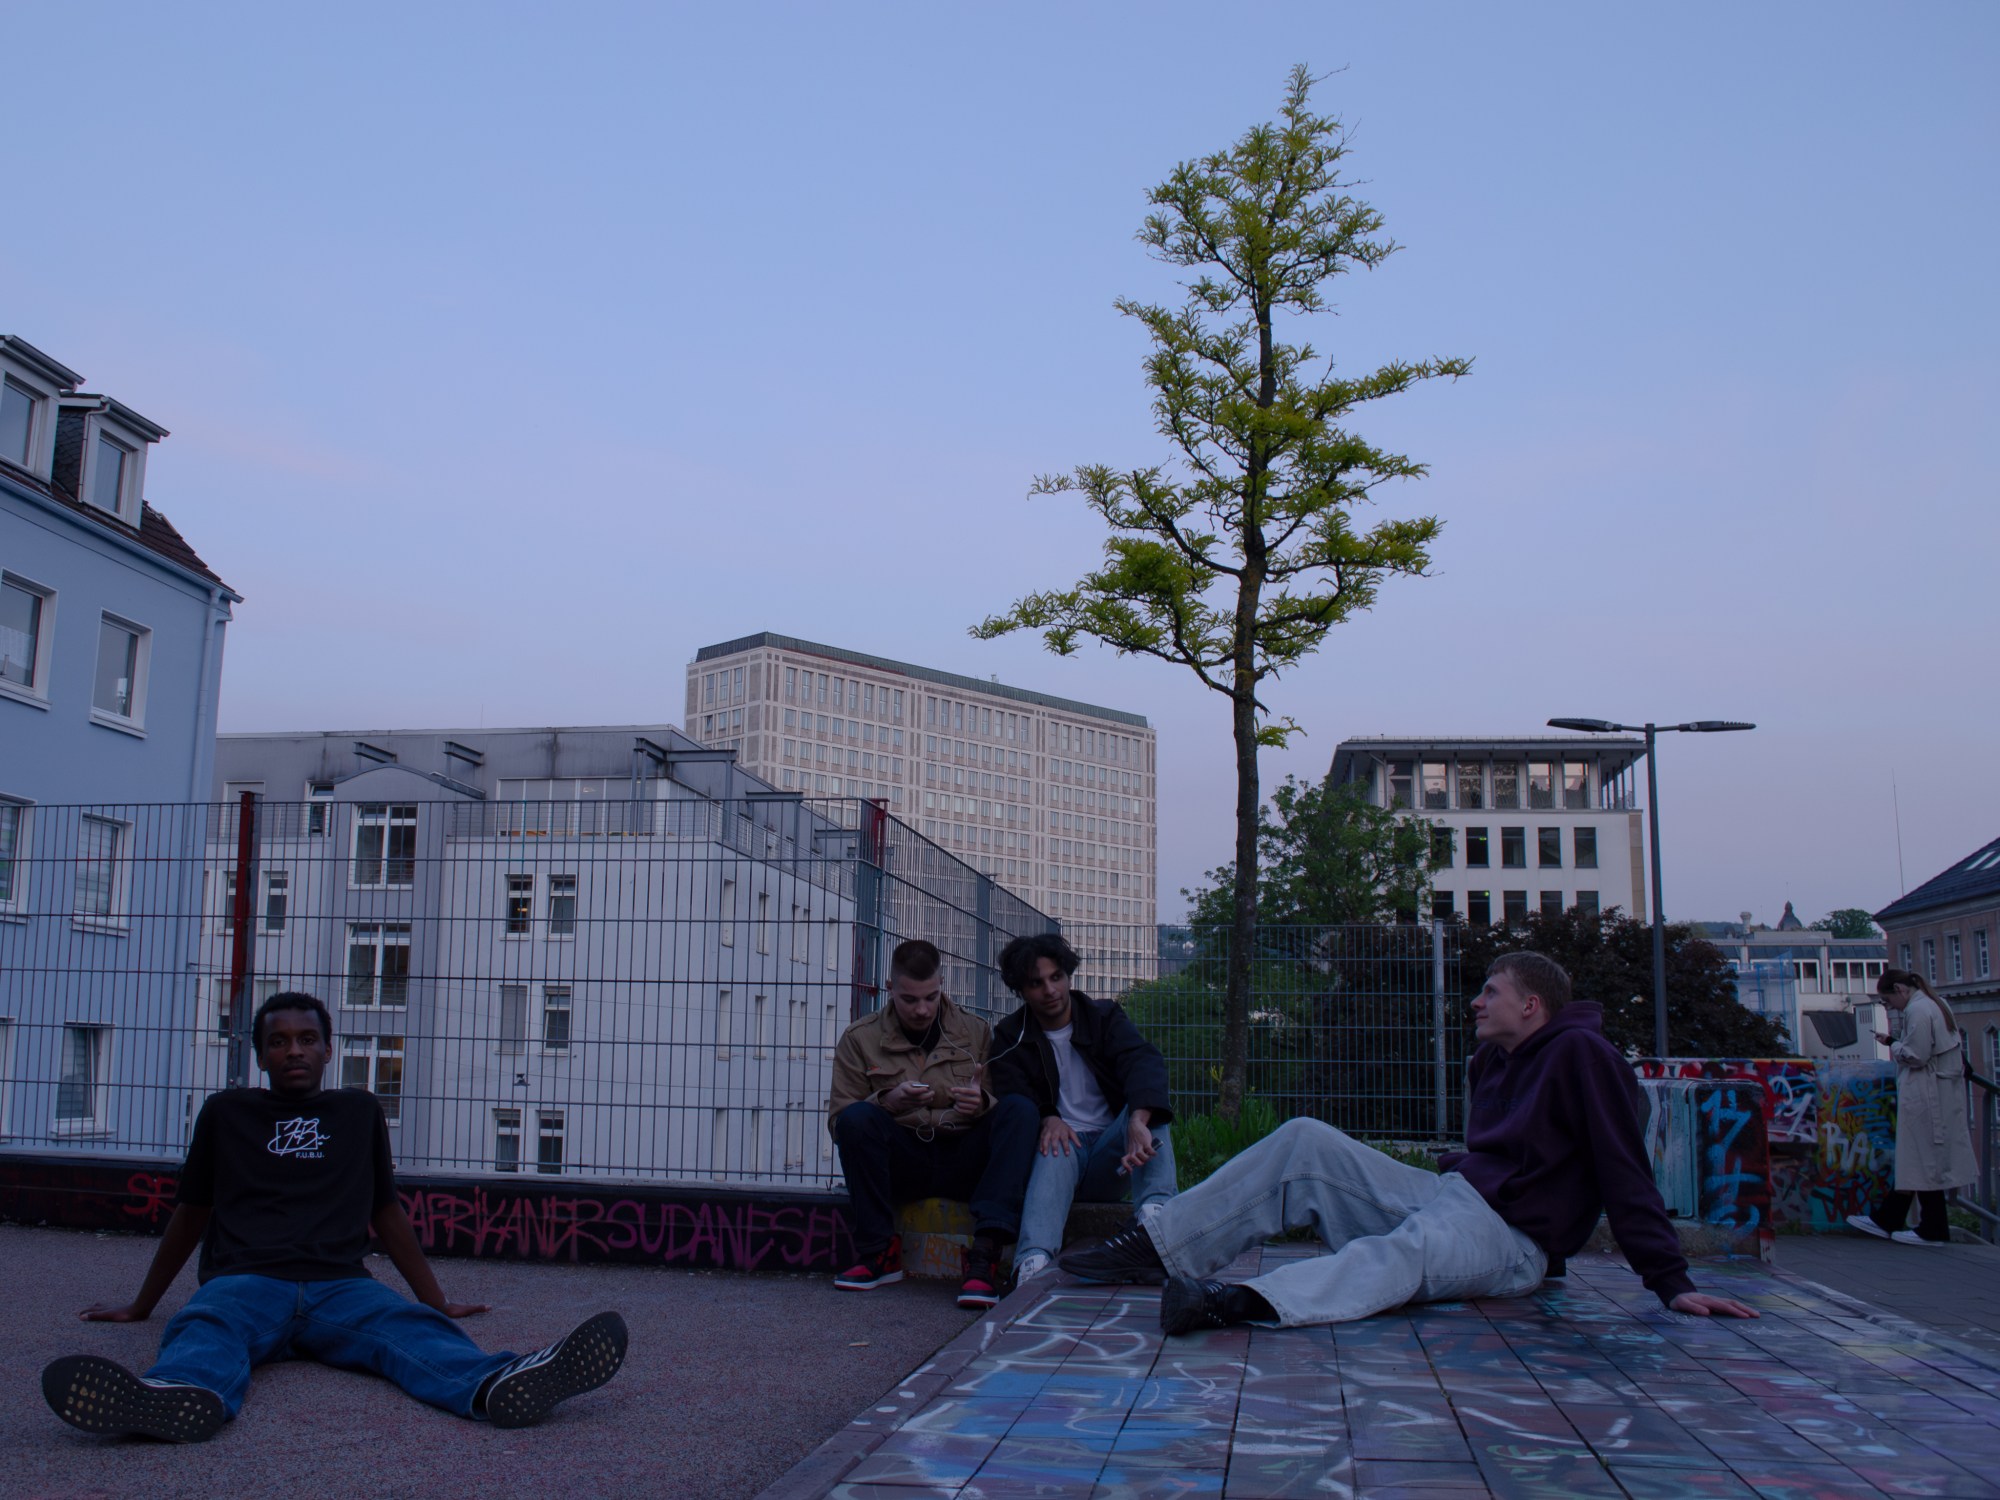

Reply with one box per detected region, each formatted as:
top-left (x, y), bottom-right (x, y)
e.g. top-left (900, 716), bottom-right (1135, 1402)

top-left (8, 4), bottom-right (1994, 924)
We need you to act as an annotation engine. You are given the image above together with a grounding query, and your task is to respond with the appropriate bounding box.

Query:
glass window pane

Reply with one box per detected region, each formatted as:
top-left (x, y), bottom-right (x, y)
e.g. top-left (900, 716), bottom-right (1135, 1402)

top-left (91, 435), bottom-right (126, 511)
top-left (1563, 762), bottom-right (1589, 809)
top-left (57, 1027), bottom-right (98, 1118)
top-left (0, 380), bottom-right (34, 465)
top-left (1501, 827), bottom-right (1525, 868)
top-left (0, 803), bottom-right (19, 904)
top-left (1467, 891), bottom-right (1491, 926)
top-left (1492, 763), bottom-right (1520, 810)
top-left (1538, 828), bottom-right (1562, 867)
top-left (1457, 763), bottom-right (1484, 810)
top-left (1421, 763), bottom-right (1448, 810)
top-left (379, 932), bottom-right (410, 1006)
top-left (1504, 890), bottom-right (1529, 924)
top-left (1574, 827), bottom-right (1598, 869)
top-left (1389, 760), bottom-right (1414, 809)
top-left (0, 580), bottom-right (42, 688)
top-left (1465, 828), bottom-right (1489, 868)
top-left (1528, 762), bottom-right (1555, 809)
top-left (94, 619), bottom-right (139, 716)
top-left (1540, 891), bottom-right (1564, 918)
top-left (74, 818), bottom-right (119, 917)
top-left (347, 930), bottom-right (378, 1006)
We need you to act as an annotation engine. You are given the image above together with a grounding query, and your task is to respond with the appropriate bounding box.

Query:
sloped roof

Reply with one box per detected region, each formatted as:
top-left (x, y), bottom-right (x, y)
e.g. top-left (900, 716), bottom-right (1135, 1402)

top-left (0, 457), bottom-right (232, 592)
top-left (1875, 835), bottom-right (2000, 925)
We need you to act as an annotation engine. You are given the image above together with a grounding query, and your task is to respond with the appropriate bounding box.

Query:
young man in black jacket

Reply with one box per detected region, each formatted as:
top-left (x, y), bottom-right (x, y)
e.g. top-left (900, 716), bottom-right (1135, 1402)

top-left (41, 992), bottom-right (627, 1442)
top-left (987, 933), bottom-right (1175, 1281)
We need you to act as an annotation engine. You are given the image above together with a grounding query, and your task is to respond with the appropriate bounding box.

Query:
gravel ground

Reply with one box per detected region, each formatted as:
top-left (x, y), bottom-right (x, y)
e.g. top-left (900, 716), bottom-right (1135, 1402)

top-left (2, 1224), bottom-right (977, 1500)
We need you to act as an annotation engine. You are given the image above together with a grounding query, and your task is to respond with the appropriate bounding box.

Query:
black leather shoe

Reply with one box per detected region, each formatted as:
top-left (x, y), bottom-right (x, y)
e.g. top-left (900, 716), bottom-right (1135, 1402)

top-left (1058, 1221), bottom-right (1167, 1285)
top-left (1160, 1277), bottom-right (1237, 1335)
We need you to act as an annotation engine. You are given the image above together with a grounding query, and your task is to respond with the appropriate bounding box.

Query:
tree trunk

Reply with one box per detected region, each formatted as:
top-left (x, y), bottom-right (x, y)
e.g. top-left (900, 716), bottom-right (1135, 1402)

top-left (1220, 679), bottom-right (1260, 1121)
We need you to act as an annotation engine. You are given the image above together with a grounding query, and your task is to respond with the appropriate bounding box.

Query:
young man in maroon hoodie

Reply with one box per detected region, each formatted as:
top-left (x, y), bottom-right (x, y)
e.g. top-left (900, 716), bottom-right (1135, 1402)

top-left (1060, 952), bottom-right (1759, 1332)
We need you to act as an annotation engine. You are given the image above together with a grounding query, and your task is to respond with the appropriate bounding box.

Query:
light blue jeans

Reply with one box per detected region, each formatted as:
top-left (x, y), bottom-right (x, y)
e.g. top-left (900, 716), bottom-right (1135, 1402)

top-left (146, 1274), bottom-right (516, 1417)
top-left (1017, 1107), bottom-right (1177, 1262)
top-left (1144, 1117), bottom-right (1546, 1326)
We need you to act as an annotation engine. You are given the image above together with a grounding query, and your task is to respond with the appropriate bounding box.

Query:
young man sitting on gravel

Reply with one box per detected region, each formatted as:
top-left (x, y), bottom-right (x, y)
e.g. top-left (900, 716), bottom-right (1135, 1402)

top-left (42, 992), bottom-right (627, 1443)
top-left (1060, 952), bottom-right (1761, 1333)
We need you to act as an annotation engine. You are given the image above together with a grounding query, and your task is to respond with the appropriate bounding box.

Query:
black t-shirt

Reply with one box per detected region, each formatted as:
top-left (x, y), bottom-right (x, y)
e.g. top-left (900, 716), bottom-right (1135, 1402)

top-left (175, 1088), bottom-right (398, 1283)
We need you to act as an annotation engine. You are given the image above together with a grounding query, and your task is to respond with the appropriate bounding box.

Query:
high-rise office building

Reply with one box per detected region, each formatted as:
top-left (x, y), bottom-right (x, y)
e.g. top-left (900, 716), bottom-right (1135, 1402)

top-left (688, 633), bottom-right (1158, 928)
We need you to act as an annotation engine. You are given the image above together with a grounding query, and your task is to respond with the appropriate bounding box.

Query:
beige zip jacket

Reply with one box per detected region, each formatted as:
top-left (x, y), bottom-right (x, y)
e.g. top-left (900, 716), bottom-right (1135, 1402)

top-left (826, 994), bottom-right (993, 1136)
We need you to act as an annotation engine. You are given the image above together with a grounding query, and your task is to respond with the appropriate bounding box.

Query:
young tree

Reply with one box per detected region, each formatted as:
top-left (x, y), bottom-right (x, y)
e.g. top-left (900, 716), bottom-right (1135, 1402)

top-left (1810, 908), bottom-right (1880, 939)
top-left (974, 67), bottom-right (1467, 1119)
top-left (1184, 774), bottom-right (1435, 930)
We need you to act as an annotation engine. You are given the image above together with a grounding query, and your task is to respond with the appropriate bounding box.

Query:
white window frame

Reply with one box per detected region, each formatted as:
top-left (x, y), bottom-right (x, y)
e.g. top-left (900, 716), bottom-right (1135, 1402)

top-left (536, 1110), bottom-right (565, 1174)
top-left (262, 870), bottom-right (289, 933)
top-left (72, 814), bottom-right (131, 933)
top-left (345, 924), bottom-right (412, 1009)
top-left (494, 1107), bottom-right (522, 1172)
top-left (0, 796), bottom-right (30, 918)
top-left (503, 873), bottom-right (534, 939)
top-left (715, 988), bottom-right (733, 1059)
top-left (546, 874), bottom-right (576, 939)
top-left (76, 409), bottom-right (151, 527)
top-left (0, 351), bottom-right (66, 478)
top-left (340, 1034), bottom-right (404, 1123)
top-left (305, 782), bottom-right (335, 836)
top-left (53, 1022), bottom-right (111, 1135)
top-left (350, 803), bottom-right (417, 889)
top-left (0, 571), bottom-right (56, 708)
top-left (541, 986), bottom-right (571, 1053)
top-left (719, 878), bottom-right (735, 947)
top-left (89, 611), bottom-right (151, 735)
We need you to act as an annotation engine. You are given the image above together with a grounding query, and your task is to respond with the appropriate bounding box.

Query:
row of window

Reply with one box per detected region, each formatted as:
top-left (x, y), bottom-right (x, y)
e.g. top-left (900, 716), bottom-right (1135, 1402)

top-left (1906, 930), bottom-right (1994, 985)
top-left (785, 711), bottom-right (905, 751)
top-left (490, 1104), bottom-right (841, 1177)
top-left (1432, 890), bottom-right (1602, 924)
top-left (1384, 759), bottom-right (1594, 812)
top-left (1431, 825), bottom-right (1597, 870)
top-left (0, 375), bottom-right (146, 522)
top-left (779, 665), bottom-right (905, 723)
top-left (776, 768), bottom-right (900, 803)
top-left (0, 573), bottom-right (152, 729)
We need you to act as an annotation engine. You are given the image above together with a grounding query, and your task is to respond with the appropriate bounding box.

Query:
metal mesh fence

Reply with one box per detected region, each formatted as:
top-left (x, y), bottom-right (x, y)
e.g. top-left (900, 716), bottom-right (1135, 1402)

top-left (0, 797), bottom-right (1466, 1194)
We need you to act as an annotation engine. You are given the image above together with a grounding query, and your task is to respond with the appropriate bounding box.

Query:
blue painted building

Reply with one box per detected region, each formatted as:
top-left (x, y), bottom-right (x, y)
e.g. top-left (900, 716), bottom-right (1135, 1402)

top-left (1, 334), bottom-right (239, 1152)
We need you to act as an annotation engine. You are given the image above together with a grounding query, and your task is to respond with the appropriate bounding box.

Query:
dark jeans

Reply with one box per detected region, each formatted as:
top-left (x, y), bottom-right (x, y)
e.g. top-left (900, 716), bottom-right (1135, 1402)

top-left (833, 1095), bottom-right (1038, 1256)
top-left (1875, 1189), bottom-right (1950, 1241)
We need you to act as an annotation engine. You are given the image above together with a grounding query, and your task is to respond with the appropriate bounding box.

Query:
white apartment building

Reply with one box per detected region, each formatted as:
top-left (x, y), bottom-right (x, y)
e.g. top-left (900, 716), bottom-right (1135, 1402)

top-left (688, 634), bottom-right (1159, 938)
top-left (1329, 736), bottom-right (1650, 925)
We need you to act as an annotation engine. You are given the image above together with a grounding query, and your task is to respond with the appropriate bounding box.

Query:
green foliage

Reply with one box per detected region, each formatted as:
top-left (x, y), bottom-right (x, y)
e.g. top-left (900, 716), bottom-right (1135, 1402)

top-left (971, 65), bottom-right (1465, 1119)
top-left (1171, 1098), bottom-right (1283, 1190)
top-left (1184, 774), bottom-right (1435, 928)
top-left (1370, 1141), bottom-right (1442, 1174)
top-left (1456, 908), bottom-right (1794, 1057)
top-left (1811, 908), bottom-right (1881, 939)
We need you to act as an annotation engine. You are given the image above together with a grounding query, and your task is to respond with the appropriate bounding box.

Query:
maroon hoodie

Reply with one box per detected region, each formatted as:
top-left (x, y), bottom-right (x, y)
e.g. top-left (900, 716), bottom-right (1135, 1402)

top-left (1438, 1001), bottom-right (1696, 1306)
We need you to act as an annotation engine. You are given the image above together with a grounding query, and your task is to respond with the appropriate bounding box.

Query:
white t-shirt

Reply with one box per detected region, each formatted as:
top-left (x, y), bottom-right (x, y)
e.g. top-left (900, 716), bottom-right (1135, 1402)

top-left (1044, 1022), bottom-right (1115, 1133)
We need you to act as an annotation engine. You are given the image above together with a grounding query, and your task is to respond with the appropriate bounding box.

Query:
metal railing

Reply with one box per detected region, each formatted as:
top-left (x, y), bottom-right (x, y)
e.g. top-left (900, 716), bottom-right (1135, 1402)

top-left (0, 797), bottom-right (1468, 1190)
top-left (1964, 1068), bottom-right (1998, 1244)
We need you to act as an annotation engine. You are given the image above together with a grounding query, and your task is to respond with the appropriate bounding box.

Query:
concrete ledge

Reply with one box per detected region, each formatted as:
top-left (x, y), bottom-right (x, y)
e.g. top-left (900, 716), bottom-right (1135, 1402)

top-left (895, 1197), bottom-right (1134, 1278)
top-left (1585, 1215), bottom-right (1770, 1261)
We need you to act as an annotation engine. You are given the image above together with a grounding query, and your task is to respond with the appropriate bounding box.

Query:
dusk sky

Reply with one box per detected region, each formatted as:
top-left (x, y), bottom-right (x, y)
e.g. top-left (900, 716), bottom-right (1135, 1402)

top-left (8, 4), bottom-right (1994, 926)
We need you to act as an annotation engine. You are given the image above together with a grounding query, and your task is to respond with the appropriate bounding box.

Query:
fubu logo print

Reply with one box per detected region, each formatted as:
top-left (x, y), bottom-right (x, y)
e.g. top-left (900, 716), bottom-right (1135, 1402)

top-left (269, 1117), bottom-right (328, 1159)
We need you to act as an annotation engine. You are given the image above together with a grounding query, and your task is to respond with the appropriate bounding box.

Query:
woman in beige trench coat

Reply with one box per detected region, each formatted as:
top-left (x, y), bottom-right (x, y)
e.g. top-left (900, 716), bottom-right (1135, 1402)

top-left (1846, 967), bottom-right (1978, 1244)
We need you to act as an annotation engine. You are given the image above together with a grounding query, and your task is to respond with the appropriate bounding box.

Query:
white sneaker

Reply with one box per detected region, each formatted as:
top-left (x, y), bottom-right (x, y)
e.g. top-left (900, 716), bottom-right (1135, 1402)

top-left (1845, 1213), bottom-right (1891, 1240)
top-left (1890, 1230), bottom-right (1946, 1247)
top-left (1012, 1251), bottom-right (1051, 1282)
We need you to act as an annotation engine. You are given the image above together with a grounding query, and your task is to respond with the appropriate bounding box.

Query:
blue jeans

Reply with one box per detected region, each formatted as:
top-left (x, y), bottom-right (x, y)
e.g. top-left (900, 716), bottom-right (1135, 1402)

top-left (1017, 1108), bottom-right (1177, 1262)
top-left (1145, 1118), bottom-right (1545, 1326)
top-left (146, 1275), bottom-right (516, 1418)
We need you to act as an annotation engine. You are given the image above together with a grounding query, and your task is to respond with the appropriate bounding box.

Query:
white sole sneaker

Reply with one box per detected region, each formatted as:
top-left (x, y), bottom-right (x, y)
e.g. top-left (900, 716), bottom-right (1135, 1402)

top-left (1845, 1213), bottom-right (1891, 1240)
top-left (1890, 1230), bottom-right (1947, 1247)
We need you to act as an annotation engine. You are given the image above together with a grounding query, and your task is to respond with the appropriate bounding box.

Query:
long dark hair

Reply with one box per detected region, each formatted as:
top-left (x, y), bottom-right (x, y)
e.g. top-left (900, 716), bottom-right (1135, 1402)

top-left (1878, 967), bottom-right (1957, 1032)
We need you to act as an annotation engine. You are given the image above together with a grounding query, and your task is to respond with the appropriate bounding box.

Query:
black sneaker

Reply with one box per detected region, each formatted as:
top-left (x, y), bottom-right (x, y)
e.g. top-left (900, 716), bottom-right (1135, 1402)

top-left (1160, 1277), bottom-right (1235, 1336)
top-left (481, 1311), bottom-right (628, 1429)
top-left (42, 1356), bottom-right (227, 1443)
top-left (1059, 1220), bottom-right (1167, 1285)
top-left (958, 1240), bottom-right (1003, 1309)
top-left (834, 1235), bottom-right (904, 1290)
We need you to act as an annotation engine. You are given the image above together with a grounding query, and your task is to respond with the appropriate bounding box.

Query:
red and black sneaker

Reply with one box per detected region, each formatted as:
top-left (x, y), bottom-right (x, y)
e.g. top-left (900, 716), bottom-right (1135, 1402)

top-left (834, 1234), bottom-right (904, 1290)
top-left (957, 1240), bottom-right (1003, 1310)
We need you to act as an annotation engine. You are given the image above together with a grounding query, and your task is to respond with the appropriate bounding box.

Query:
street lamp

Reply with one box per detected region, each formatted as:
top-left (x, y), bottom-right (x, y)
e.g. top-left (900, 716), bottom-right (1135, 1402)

top-left (1546, 717), bottom-right (1756, 1059)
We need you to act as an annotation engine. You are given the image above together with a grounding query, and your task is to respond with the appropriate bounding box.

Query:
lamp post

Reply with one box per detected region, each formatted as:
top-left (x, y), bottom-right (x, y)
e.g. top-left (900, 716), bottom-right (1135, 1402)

top-left (1547, 717), bottom-right (1755, 1059)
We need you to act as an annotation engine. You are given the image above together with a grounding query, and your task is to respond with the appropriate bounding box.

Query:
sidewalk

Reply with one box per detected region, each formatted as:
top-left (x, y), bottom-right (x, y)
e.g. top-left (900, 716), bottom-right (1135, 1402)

top-left (761, 1238), bottom-right (2000, 1499)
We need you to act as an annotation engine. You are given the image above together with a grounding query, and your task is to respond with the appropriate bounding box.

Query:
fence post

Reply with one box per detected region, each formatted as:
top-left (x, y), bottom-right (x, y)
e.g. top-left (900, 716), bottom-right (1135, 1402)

top-left (1432, 918), bottom-right (1448, 1141)
top-left (850, 799), bottom-right (886, 1022)
top-left (226, 790), bottom-right (258, 1088)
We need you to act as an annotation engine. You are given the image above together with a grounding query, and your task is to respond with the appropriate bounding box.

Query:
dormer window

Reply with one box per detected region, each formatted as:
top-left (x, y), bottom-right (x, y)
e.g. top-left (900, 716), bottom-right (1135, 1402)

top-left (90, 434), bottom-right (130, 513)
top-left (1, 379), bottom-right (36, 466)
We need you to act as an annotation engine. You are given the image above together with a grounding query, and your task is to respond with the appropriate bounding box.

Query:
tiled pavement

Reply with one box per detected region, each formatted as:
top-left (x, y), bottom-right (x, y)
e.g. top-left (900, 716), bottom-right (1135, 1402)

top-left (759, 1245), bottom-right (2000, 1499)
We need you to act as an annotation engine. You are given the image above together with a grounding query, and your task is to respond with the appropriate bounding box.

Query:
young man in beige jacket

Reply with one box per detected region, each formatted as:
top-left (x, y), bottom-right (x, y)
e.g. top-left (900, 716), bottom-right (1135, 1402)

top-left (826, 939), bottom-right (1037, 1307)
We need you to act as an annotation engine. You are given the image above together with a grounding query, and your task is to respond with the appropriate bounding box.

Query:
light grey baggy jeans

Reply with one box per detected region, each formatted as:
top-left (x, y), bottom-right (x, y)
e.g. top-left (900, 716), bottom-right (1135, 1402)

top-left (1144, 1117), bottom-right (1546, 1326)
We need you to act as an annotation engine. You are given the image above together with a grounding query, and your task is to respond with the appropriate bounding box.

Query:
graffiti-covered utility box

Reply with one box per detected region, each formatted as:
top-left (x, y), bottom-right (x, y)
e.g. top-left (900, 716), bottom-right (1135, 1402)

top-left (1635, 1058), bottom-right (1896, 1242)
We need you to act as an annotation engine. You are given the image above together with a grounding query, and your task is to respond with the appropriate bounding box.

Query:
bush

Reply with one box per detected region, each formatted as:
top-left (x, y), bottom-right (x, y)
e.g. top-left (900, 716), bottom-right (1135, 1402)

top-left (1172, 1098), bottom-right (1283, 1189)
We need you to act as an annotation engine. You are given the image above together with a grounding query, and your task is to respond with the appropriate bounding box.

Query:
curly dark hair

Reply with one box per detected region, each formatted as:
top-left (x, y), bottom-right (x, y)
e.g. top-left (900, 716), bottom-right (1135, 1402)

top-left (998, 932), bottom-right (1081, 995)
top-left (252, 990), bottom-right (334, 1049)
